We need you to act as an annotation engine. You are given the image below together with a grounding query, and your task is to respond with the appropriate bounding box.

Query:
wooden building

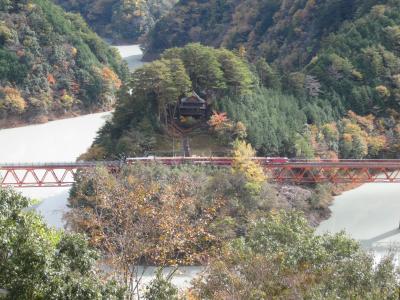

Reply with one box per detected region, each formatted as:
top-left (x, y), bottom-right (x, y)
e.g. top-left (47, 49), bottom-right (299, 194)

top-left (178, 92), bottom-right (207, 118)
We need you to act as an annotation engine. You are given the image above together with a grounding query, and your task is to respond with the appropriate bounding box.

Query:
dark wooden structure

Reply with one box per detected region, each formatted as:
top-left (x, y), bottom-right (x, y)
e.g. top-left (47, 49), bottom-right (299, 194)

top-left (178, 92), bottom-right (207, 118)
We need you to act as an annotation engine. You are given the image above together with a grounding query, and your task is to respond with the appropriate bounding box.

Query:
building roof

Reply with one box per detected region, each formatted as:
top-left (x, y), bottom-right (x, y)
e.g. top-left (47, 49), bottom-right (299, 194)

top-left (180, 92), bottom-right (206, 103)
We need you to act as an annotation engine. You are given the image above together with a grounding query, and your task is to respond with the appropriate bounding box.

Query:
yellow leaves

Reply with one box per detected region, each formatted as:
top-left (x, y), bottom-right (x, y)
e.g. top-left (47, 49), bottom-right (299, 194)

top-left (232, 139), bottom-right (256, 159)
top-left (375, 85), bottom-right (390, 98)
top-left (234, 121), bottom-right (247, 139)
top-left (0, 22), bottom-right (12, 43)
top-left (238, 45), bottom-right (247, 58)
top-left (232, 140), bottom-right (266, 193)
top-left (0, 86), bottom-right (26, 113)
top-left (367, 135), bottom-right (387, 155)
top-left (343, 122), bottom-right (363, 135)
top-left (321, 123), bottom-right (339, 141)
top-left (71, 47), bottom-right (78, 57)
top-left (351, 70), bottom-right (363, 80)
top-left (371, 5), bottom-right (386, 17)
top-left (60, 93), bottom-right (74, 108)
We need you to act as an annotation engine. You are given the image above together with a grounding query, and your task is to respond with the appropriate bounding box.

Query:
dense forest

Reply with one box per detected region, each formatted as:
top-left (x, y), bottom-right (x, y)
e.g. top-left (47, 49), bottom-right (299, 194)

top-left (81, 43), bottom-right (332, 158)
top-left (146, 0), bottom-right (400, 116)
top-left (0, 0), bottom-right (128, 127)
top-left (83, 43), bottom-right (400, 160)
top-left (54, 0), bottom-right (177, 42)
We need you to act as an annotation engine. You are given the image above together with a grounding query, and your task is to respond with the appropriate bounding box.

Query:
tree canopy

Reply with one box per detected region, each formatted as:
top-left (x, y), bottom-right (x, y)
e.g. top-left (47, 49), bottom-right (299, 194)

top-left (192, 210), bottom-right (399, 299)
top-left (54, 0), bottom-right (177, 42)
top-left (0, 0), bottom-right (128, 126)
top-left (0, 188), bottom-right (124, 299)
top-left (145, 0), bottom-right (400, 115)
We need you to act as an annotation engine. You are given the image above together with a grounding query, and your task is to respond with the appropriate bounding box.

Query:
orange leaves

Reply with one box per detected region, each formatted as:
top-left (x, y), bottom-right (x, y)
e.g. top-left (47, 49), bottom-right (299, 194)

top-left (208, 111), bottom-right (229, 129)
top-left (47, 74), bottom-right (56, 85)
top-left (347, 110), bottom-right (375, 131)
top-left (208, 111), bottom-right (247, 141)
top-left (101, 67), bottom-right (122, 89)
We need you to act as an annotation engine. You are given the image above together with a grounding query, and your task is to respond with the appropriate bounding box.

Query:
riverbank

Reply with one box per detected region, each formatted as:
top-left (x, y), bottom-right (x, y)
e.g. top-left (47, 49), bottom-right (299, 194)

top-left (0, 107), bottom-right (111, 130)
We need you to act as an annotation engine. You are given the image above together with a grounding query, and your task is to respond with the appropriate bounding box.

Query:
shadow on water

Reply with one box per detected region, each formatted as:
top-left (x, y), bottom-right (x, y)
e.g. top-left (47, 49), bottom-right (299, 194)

top-left (360, 228), bottom-right (400, 248)
top-left (34, 189), bottom-right (70, 229)
top-left (124, 54), bottom-right (144, 71)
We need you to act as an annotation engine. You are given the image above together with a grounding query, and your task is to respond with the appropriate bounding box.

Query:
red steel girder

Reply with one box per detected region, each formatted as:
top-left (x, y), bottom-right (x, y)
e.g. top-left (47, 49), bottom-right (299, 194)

top-left (2, 159), bottom-right (400, 187)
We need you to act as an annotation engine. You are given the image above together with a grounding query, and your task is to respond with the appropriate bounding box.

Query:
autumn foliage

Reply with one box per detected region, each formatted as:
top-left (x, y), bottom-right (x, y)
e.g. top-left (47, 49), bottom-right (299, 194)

top-left (232, 140), bottom-right (266, 193)
top-left (67, 166), bottom-right (224, 295)
top-left (0, 86), bottom-right (26, 113)
top-left (102, 67), bottom-right (122, 89)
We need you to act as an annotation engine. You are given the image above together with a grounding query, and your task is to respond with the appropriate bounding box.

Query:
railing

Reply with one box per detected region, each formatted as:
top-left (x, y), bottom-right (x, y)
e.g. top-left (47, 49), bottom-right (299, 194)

top-left (2, 158), bottom-right (400, 187)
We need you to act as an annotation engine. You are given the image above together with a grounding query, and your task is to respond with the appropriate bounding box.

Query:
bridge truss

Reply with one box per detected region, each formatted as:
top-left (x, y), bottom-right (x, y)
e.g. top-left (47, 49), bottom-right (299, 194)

top-left (2, 158), bottom-right (400, 188)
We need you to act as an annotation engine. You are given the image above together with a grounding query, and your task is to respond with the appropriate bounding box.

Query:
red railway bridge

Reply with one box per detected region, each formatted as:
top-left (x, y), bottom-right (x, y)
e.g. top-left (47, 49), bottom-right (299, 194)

top-left (2, 158), bottom-right (400, 188)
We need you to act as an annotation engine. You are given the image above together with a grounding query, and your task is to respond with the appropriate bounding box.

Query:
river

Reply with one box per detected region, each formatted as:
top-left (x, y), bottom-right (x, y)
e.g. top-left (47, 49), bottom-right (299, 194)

top-left (114, 44), bottom-right (144, 71)
top-left (317, 183), bottom-right (400, 262)
top-left (0, 43), bottom-right (398, 290)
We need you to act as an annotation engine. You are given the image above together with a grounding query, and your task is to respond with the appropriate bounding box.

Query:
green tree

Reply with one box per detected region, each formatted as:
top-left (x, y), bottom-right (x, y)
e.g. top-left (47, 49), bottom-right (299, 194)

top-left (216, 48), bottom-right (255, 95)
top-left (192, 210), bottom-right (399, 299)
top-left (144, 269), bottom-right (178, 300)
top-left (255, 58), bottom-right (280, 89)
top-left (0, 188), bottom-right (124, 299)
top-left (164, 43), bottom-right (226, 94)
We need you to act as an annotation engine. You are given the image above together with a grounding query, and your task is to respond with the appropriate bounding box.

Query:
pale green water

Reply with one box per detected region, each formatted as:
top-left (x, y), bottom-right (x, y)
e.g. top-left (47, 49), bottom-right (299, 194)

top-left (0, 111), bottom-right (112, 228)
top-left (113, 44), bottom-right (144, 71)
top-left (317, 183), bottom-right (400, 260)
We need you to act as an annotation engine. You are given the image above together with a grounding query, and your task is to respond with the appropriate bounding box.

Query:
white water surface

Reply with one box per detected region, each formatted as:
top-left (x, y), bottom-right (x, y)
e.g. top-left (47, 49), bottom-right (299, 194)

top-left (0, 111), bottom-right (111, 228)
top-left (113, 44), bottom-right (144, 71)
top-left (317, 183), bottom-right (400, 261)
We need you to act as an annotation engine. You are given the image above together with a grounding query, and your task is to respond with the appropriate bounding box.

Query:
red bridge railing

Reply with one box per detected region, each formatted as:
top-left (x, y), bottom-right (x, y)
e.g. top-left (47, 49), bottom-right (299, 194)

top-left (2, 158), bottom-right (400, 188)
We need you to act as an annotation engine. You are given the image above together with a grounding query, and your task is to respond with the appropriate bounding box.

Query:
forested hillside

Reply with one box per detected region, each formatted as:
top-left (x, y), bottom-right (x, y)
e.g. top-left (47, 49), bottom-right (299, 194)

top-left (0, 0), bottom-right (128, 127)
top-left (146, 0), bottom-right (400, 116)
top-left (55, 0), bottom-right (177, 42)
top-left (84, 42), bottom-right (400, 160)
top-left (83, 43), bottom-right (337, 159)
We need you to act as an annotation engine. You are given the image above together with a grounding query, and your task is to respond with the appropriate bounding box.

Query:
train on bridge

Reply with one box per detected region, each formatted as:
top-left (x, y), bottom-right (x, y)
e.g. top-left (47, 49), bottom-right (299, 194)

top-left (125, 156), bottom-right (290, 165)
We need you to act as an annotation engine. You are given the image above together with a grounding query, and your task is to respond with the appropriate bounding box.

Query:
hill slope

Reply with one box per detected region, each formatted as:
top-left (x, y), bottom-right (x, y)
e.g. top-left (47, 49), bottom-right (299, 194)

top-left (54, 0), bottom-right (177, 42)
top-left (145, 0), bottom-right (400, 115)
top-left (82, 43), bottom-right (335, 159)
top-left (0, 0), bottom-right (128, 127)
